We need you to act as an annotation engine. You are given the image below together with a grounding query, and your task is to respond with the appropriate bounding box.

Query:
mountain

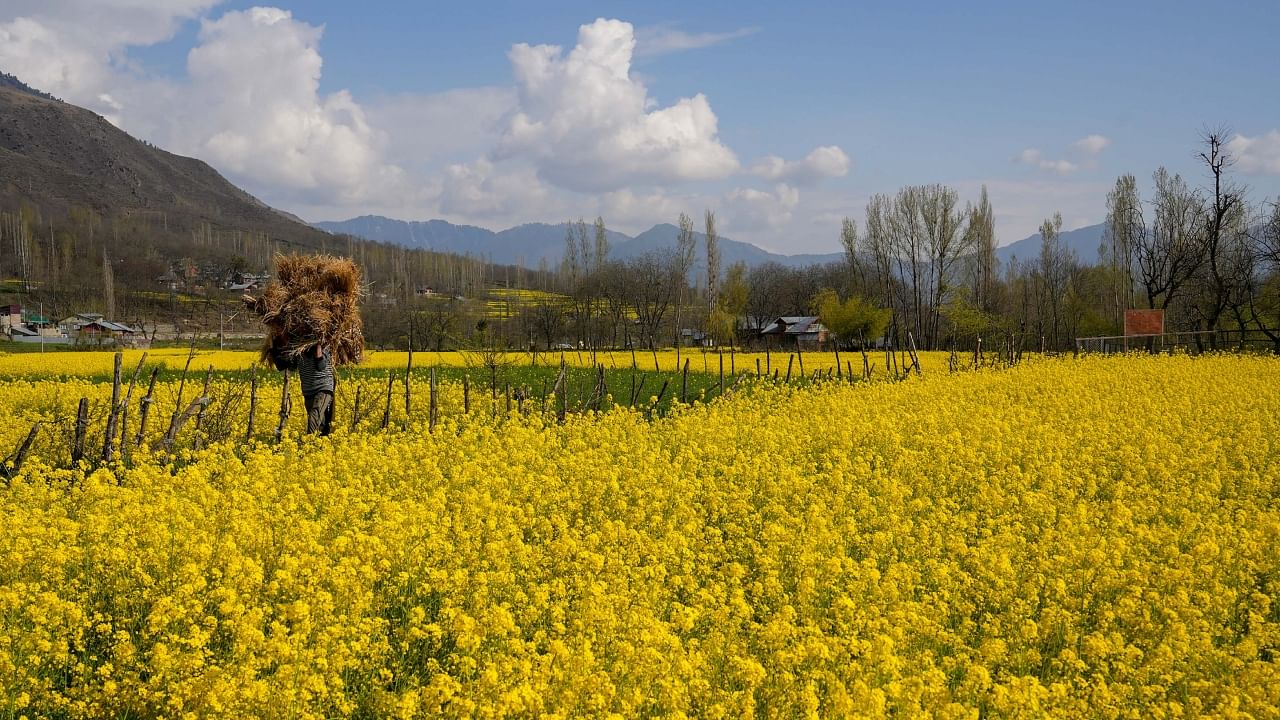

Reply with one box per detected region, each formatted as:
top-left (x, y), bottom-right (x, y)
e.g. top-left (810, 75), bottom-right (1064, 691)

top-left (996, 223), bottom-right (1106, 267)
top-left (317, 216), bottom-right (846, 270)
top-left (0, 78), bottom-right (331, 249)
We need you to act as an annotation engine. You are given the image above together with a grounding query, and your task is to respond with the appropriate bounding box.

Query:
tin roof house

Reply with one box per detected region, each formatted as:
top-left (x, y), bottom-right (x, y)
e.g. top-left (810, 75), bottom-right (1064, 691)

top-left (759, 316), bottom-right (828, 350)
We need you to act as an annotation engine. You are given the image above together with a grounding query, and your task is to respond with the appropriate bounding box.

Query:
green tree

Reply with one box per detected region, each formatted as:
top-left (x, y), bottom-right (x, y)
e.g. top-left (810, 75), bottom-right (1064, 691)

top-left (812, 289), bottom-right (891, 348)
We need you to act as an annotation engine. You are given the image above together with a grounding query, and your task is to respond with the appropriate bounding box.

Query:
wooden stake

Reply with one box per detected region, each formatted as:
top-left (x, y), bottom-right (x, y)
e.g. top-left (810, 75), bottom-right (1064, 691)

top-left (72, 398), bottom-right (89, 464)
top-left (246, 365), bottom-right (259, 440)
top-left (351, 383), bottom-right (362, 432)
top-left (274, 369), bottom-right (291, 442)
top-left (404, 351), bottom-right (413, 418)
top-left (2, 422), bottom-right (41, 482)
top-left (463, 374), bottom-right (470, 414)
top-left (101, 351), bottom-right (122, 462)
top-left (117, 353), bottom-right (148, 464)
top-left (680, 358), bottom-right (690, 404)
top-left (381, 370), bottom-right (394, 430)
top-left (135, 367), bottom-right (160, 446)
top-left (785, 354), bottom-right (794, 383)
top-left (191, 366), bottom-right (214, 450)
top-left (164, 343), bottom-right (197, 445)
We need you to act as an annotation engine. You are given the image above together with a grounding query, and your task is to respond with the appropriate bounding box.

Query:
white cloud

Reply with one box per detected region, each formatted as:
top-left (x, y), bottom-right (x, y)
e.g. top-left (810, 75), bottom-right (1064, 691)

top-left (1015, 148), bottom-right (1078, 175)
top-left (723, 184), bottom-right (801, 231)
top-left (367, 87), bottom-right (515, 170)
top-left (632, 25), bottom-right (758, 58)
top-left (750, 146), bottom-right (850, 185)
top-left (0, 1), bottom-right (219, 109)
top-left (438, 158), bottom-right (551, 218)
top-left (1073, 134), bottom-right (1111, 155)
top-left (496, 18), bottom-right (740, 192)
top-left (1228, 130), bottom-right (1280, 175)
top-left (168, 8), bottom-right (400, 205)
top-left (1016, 135), bottom-right (1110, 176)
top-left (0, 3), bottom-right (403, 208)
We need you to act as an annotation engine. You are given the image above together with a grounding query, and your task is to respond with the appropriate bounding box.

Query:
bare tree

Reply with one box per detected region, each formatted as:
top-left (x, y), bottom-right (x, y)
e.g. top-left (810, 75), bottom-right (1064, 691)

top-left (705, 210), bottom-right (720, 317)
top-left (672, 213), bottom-right (697, 349)
top-left (1136, 168), bottom-right (1205, 309)
top-left (1103, 174), bottom-right (1143, 321)
top-left (969, 186), bottom-right (997, 314)
top-left (1193, 128), bottom-right (1248, 341)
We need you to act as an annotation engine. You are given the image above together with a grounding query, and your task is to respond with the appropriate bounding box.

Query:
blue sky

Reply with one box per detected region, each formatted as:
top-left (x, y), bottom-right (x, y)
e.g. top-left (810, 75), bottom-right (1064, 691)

top-left (2, 0), bottom-right (1278, 252)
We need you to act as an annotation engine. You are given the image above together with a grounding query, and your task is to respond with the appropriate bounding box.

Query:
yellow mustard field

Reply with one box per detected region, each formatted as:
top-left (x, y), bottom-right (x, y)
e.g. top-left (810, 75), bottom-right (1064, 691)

top-left (2, 354), bottom-right (1279, 718)
top-left (0, 347), bottom-right (951, 378)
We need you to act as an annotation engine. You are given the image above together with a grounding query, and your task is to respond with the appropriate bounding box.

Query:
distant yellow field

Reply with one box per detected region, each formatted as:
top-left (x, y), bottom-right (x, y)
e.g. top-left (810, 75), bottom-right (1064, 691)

top-left (0, 346), bottom-right (955, 376)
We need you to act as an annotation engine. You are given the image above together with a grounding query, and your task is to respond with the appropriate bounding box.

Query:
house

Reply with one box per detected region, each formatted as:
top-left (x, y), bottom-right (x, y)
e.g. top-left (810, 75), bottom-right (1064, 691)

top-left (0, 304), bottom-right (20, 334)
top-left (76, 320), bottom-right (141, 346)
top-left (679, 328), bottom-right (715, 347)
top-left (759, 316), bottom-right (828, 351)
top-left (59, 313), bottom-right (104, 334)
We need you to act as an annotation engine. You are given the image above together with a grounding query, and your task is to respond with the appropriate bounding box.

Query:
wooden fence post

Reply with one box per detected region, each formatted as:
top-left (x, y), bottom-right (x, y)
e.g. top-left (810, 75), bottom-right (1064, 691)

top-left (2, 422), bottom-right (41, 483)
top-left (350, 382), bottom-right (361, 432)
top-left (462, 374), bottom-right (470, 414)
top-left (785, 354), bottom-right (794, 383)
top-left (404, 350), bottom-right (413, 418)
top-left (246, 364), bottom-right (258, 440)
top-left (681, 359), bottom-right (690, 404)
top-left (101, 351), bottom-right (123, 462)
top-left (192, 366), bottom-right (214, 451)
top-left (274, 369), bottom-right (291, 442)
top-left (381, 370), bottom-right (394, 430)
top-left (72, 398), bottom-right (89, 464)
top-left (135, 367), bottom-right (160, 447)
top-left (117, 353), bottom-right (148, 464)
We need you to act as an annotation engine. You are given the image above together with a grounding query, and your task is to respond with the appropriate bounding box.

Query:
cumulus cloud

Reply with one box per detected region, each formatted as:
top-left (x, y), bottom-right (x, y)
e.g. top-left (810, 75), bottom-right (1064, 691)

top-left (1016, 134), bottom-right (1111, 175)
top-left (496, 18), bottom-right (739, 192)
top-left (438, 158), bottom-right (551, 218)
top-left (367, 87), bottom-right (515, 170)
top-left (0, 2), bottom-right (403, 208)
top-left (632, 25), bottom-right (758, 59)
top-left (0, 0), bottom-right (218, 112)
top-left (750, 146), bottom-right (850, 185)
top-left (1228, 130), bottom-right (1280, 175)
top-left (171, 7), bottom-right (400, 204)
top-left (1073, 134), bottom-right (1111, 155)
top-left (723, 184), bottom-right (801, 230)
top-left (1015, 148), bottom-right (1077, 175)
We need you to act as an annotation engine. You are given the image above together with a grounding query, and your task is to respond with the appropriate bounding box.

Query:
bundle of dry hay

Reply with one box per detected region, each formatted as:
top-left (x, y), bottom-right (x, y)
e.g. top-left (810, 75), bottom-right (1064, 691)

top-left (243, 254), bottom-right (365, 366)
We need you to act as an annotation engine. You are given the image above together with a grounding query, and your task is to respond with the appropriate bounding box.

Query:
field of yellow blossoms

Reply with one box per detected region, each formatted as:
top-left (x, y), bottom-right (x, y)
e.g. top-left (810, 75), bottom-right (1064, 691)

top-left (1, 352), bottom-right (1278, 718)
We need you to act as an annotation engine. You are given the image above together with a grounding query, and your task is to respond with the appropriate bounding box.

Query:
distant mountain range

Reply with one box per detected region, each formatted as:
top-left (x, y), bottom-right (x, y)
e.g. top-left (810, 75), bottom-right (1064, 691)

top-left (995, 223), bottom-right (1106, 267)
top-left (317, 215), bottom-right (1109, 271)
top-left (314, 216), bottom-right (849, 272)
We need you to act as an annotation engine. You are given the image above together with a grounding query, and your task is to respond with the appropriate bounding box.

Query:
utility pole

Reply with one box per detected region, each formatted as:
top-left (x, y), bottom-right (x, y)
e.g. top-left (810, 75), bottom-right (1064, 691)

top-left (219, 310), bottom-right (240, 350)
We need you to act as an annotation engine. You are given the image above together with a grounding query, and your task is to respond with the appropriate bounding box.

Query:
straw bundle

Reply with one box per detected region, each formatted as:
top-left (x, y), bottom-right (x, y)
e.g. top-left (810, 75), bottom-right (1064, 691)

top-left (243, 254), bottom-right (365, 366)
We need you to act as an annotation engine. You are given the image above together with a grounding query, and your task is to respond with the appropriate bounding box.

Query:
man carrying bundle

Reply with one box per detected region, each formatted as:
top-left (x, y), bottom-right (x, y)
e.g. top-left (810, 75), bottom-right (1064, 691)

top-left (298, 343), bottom-right (335, 435)
top-left (244, 253), bottom-right (365, 438)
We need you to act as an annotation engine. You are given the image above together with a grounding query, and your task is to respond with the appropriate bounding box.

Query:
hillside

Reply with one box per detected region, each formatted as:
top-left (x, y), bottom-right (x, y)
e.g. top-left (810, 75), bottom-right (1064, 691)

top-left (995, 223), bottom-right (1106, 266)
top-left (0, 83), bottom-right (331, 249)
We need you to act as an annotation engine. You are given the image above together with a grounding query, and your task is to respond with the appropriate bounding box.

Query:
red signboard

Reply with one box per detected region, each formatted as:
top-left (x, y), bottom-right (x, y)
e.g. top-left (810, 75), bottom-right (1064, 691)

top-left (1124, 309), bottom-right (1164, 336)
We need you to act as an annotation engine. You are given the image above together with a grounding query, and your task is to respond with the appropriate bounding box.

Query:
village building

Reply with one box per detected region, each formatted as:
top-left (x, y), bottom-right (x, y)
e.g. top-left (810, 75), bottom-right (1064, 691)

top-left (759, 316), bottom-right (828, 351)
